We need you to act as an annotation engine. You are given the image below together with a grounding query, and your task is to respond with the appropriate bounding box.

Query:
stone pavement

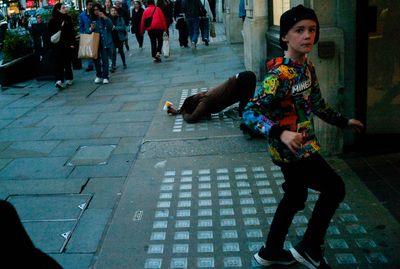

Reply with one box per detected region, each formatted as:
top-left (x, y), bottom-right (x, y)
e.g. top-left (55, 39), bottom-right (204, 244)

top-left (0, 23), bottom-right (399, 269)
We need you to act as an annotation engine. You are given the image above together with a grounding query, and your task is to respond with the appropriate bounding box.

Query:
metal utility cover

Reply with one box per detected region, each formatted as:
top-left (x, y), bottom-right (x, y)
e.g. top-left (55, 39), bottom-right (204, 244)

top-left (7, 194), bottom-right (92, 253)
top-left (67, 145), bottom-right (116, 166)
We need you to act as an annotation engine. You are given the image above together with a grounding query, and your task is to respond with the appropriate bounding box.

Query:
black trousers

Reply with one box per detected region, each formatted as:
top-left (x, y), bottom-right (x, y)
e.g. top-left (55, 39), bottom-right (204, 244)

top-left (147, 29), bottom-right (163, 58)
top-left (112, 40), bottom-right (126, 67)
top-left (54, 46), bottom-right (73, 82)
top-left (176, 18), bottom-right (189, 46)
top-left (135, 32), bottom-right (144, 48)
top-left (265, 154), bottom-right (345, 251)
top-left (0, 200), bottom-right (62, 268)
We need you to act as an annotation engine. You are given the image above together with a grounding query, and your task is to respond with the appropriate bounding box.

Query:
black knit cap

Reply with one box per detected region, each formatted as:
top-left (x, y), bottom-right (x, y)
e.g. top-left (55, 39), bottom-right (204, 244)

top-left (279, 5), bottom-right (320, 51)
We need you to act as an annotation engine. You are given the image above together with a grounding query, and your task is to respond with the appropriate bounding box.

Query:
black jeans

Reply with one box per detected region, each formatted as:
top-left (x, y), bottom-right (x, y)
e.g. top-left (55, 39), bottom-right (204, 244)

top-left (54, 46), bottom-right (73, 82)
top-left (265, 154), bottom-right (345, 251)
top-left (112, 40), bottom-right (126, 67)
top-left (0, 200), bottom-right (62, 268)
top-left (135, 32), bottom-right (144, 48)
top-left (147, 29), bottom-right (164, 58)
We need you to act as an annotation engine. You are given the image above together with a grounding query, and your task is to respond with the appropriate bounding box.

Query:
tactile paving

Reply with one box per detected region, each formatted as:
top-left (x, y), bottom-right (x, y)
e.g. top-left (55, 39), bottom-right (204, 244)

top-left (142, 165), bottom-right (390, 268)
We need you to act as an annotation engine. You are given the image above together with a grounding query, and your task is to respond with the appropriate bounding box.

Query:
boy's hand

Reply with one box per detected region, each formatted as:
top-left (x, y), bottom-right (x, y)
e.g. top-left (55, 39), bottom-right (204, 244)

top-left (347, 119), bottom-right (364, 133)
top-left (280, 130), bottom-right (305, 154)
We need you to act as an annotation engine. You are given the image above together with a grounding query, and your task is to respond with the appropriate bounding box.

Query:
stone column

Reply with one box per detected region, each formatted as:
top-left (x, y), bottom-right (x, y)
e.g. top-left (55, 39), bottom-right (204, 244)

top-left (308, 0), bottom-right (346, 156)
top-left (215, 0), bottom-right (223, 23)
top-left (224, 0), bottom-right (243, 43)
top-left (242, 0), bottom-right (268, 79)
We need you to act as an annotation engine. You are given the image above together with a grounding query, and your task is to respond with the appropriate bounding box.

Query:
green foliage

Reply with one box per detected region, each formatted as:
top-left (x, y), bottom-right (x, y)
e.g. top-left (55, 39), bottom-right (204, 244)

top-left (2, 29), bottom-right (34, 63)
top-left (68, 7), bottom-right (80, 34)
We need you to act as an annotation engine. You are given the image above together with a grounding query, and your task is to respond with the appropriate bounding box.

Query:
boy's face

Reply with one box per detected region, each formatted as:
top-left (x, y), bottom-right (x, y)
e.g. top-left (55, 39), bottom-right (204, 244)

top-left (282, 19), bottom-right (317, 58)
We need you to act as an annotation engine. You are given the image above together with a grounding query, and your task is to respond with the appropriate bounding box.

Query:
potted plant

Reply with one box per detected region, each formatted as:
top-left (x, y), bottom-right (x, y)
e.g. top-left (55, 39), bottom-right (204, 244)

top-left (0, 28), bottom-right (36, 87)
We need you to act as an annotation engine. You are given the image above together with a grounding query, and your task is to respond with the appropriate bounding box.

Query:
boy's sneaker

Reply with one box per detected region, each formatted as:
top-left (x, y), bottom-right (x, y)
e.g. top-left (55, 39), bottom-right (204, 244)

top-left (103, 78), bottom-right (109, 84)
top-left (253, 245), bottom-right (296, 266)
top-left (94, 77), bottom-right (102, 84)
top-left (290, 242), bottom-right (331, 269)
top-left (66, 80), bottom-right (73, 86)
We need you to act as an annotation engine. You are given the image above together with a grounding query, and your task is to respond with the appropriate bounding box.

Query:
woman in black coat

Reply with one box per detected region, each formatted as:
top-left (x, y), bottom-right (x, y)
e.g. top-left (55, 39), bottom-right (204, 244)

top-left (131, 0), bottom-right (144, 48)
top-left (48, 3), bottom-right (75, 89)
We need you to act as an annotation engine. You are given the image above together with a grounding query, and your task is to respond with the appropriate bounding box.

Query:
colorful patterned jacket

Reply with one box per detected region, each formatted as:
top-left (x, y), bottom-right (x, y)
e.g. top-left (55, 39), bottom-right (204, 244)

top-left (241, 57), bottom-right (348, 164)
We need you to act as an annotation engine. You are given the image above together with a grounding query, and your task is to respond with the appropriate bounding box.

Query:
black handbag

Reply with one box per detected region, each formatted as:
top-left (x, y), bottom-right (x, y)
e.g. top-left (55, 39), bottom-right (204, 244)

top-left (144, 6), bottom-right (157, 28)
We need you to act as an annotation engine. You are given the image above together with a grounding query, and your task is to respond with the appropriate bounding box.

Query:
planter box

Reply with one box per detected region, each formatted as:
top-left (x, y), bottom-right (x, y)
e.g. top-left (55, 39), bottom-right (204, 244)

top-left (0, 53), bottom-right (36, 87)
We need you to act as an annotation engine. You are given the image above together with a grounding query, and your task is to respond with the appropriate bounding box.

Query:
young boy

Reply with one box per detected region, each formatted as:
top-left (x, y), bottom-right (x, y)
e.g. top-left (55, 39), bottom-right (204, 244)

top-left (241, 5), bottom-right (364, 269)
top-left (166, 71), bottom-right (256, 123)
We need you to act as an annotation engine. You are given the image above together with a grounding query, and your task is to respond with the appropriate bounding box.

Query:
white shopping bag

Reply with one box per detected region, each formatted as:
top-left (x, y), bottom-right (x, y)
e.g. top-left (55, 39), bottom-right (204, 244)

top-left (162, 32), bottom-right (170, 57)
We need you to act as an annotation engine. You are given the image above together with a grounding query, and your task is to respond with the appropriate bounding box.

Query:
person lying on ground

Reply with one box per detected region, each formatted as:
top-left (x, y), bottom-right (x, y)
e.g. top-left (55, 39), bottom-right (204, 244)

top-left (166, 71), bottom-right (257, 123)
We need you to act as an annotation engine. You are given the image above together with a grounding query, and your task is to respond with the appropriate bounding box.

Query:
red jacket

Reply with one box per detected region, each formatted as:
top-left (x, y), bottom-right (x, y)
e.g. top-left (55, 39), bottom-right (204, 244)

top-left (140, 5), bottom-right (168, 34)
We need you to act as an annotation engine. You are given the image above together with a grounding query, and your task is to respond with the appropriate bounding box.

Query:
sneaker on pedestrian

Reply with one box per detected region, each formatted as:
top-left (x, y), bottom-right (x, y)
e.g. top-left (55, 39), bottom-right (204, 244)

top-left (110, 66), bottom-right (116, 73)
top-left (55, 80), bottom-right (64, 89)
top-left (253, 245), bottom-right (296, 266)
top-left (103, 78), bottom-right (109, 84)
top-left (204, 39), bottom-right (209, 46)
top-left (66, 80), bottom-right (73, 86)
top-left (94, 77), bottom-right (102, 84)
top-left (290, 241), bottom-right (331, 269)
top-left (123, 63), bottom-right (127, 69)
top-left (191, 42), bottom-right (196, 50)
top-left (85, 66), bottom-right (93, 72)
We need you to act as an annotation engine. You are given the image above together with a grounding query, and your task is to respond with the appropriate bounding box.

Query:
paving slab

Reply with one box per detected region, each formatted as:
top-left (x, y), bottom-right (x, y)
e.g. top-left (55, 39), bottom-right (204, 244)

top-left (42, 124), bottom-right (107, 140)
top-left (0, 156), bottom-right (72, 179)
top-left (82, 177), bottom-right (125, 209)
top-left (0, 126), bottom-right (51, 142)
top-left (0, 178), bottom-right (88, 196)
top-left (0, 140), bottom-right (60, 158)
top-left (95, 154), bottom-right (400, 269)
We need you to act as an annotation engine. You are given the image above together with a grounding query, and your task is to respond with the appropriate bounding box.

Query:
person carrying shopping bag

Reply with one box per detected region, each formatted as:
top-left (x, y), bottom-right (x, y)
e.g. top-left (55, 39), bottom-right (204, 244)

top-left (199, 0), bottom-right (213, 46)
top-left (91, 3), bottom-right (114, 84)
top-left (48, 3), bottom-right (75, 90)
top-left (140, 0), bottom-right (167, 63)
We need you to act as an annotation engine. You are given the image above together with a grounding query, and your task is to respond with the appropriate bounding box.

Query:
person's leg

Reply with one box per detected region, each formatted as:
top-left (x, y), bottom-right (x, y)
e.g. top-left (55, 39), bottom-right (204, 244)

top-left (192, 17), bottom-right (200, 45)
top-left (111, 44), bottom-right (117, 71)
top-left (101, 47), bottom-right (110, 79)
top-left (64, 47), bottom-right (73, 81)
top-left (118, 43), bottom-right (126, 66)
top-left (156, 29), bottom-right (163, 57)
top-left (148, 30), bottom-right (157, 58)
top-left (94, 49), bottom-right (103, 79)
top-left (264, 162), bottom-right (309, 252)
top-left (302, 154), bottom-right (346, 248)
top-left (136, 33), bottom-right (144, 48)
top-left (186, 17), bottom-right (194, 44)
top-left (54, 48), bottom-right (64, 86)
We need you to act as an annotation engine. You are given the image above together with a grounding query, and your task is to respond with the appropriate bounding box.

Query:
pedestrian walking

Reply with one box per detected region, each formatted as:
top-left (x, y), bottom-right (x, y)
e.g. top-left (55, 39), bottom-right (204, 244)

top-left (241, 5), bottom-right (364, 269)
top-left (182, 0), bottom-right (206, 50)
top-left (0, 200), bottom-right (62, 268)
top-left (166, 71), bottom-right (256, 123)
top-left (131, 0), bottom-right (144, 49)
top-left (174, 0), bottom-right (189, 48)
top-left (115, 0), bottom-right (131, 51)
top-left (199, 0), bottom-right (213, 46)
top-left (140, 0), bottom-right (167, 63)
top-left (91, 3), bottom-right (114, 84)
top-left (110, 6), bottom-right (127, 72)
top-left (48, 3), bottom-right (75, 90)
top-left (79, 0), bottom-right (94, 72)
